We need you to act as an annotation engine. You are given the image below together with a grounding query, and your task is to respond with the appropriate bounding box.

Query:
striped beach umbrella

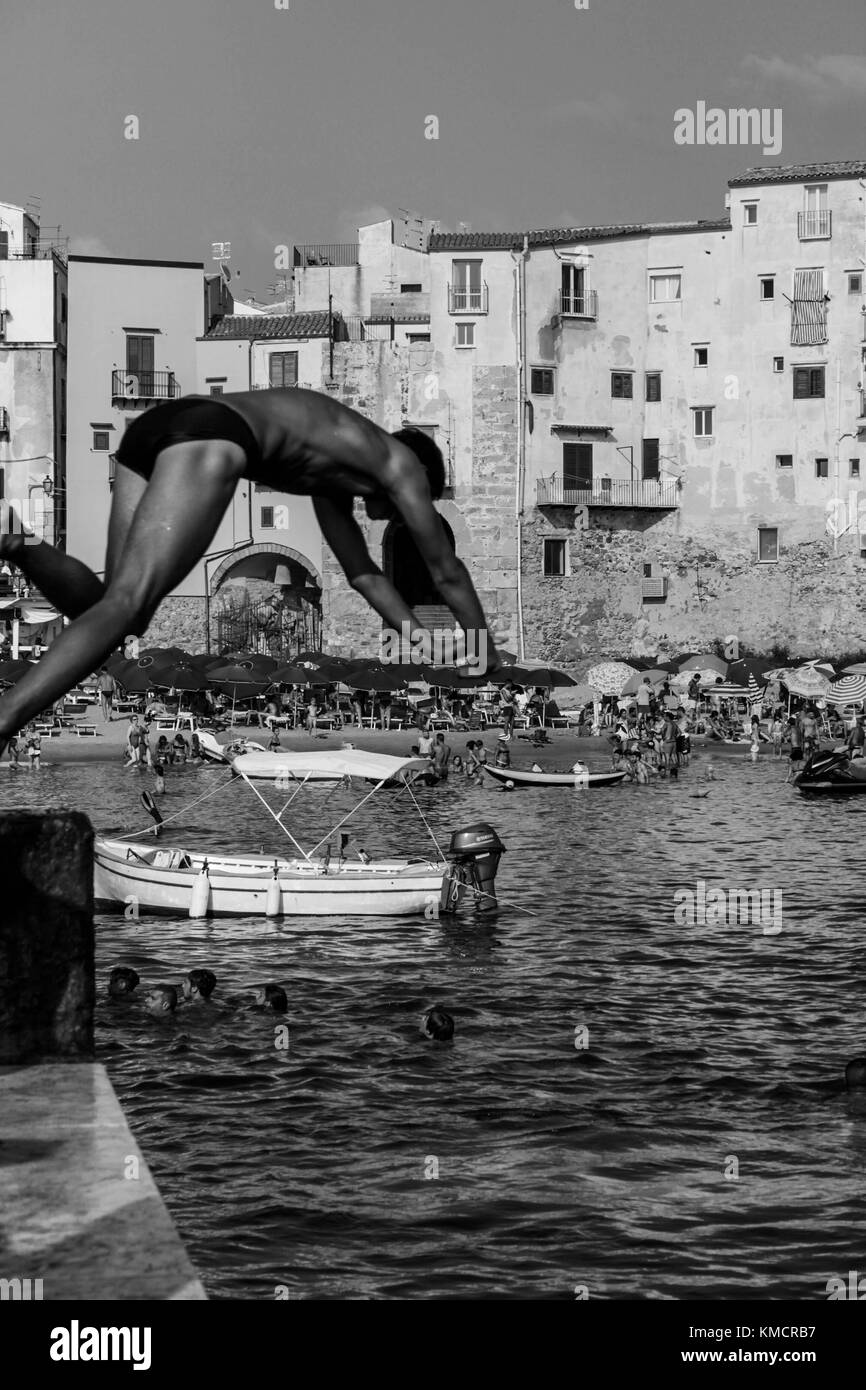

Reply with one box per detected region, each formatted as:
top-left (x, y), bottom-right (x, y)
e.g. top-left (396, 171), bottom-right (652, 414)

top-left (782, 665), bottom-right (832, 698)
top-left (826, 674), bottom-right (866, 705)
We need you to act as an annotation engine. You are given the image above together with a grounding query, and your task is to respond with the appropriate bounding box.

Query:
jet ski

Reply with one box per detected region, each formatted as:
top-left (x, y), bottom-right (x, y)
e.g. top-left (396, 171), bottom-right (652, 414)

top-left (793, 748), bottom-right (866, 796)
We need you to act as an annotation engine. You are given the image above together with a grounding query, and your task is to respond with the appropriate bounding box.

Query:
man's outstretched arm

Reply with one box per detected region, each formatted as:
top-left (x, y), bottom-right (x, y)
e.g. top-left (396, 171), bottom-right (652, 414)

top-left (313, 495), bottom-right (420, 632)
top-left (380, 446), bottom-right (500, 669)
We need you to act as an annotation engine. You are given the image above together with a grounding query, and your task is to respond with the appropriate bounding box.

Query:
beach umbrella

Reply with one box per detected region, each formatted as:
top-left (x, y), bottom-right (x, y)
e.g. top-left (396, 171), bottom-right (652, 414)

top-left (762, 668), bottom-right (791, 682)
top-left (678, 654), bottom-right (728, 675)
top-left (585, 661), bottom-right (638, 696)
top-left (621, 668), bottom-right (669, 695)
top-left (551, 683), bottom-right (600, 707)
top-left (497, 664), bottom-right (576, 687)
top-left (104, 651), bottom-right (131, 675)
top-left (670, 668), bottom-right (720, 690)
top-left (150, 663), bottom-right (208, 692)
top-left (708, 682), bottom-right (752, 697)
top-left (219, 653), bottom-right (278, 674)
top-left (841, 663), bottom-right (866, 675)
top-left (423, 666), bottom-right (490, 689)
top-left (138, 646), bottom-right (188, 663)
top-left (113, 664), bottom-right (158, 694)
top-left (727, 658), bottom-right (771, 685)
top-left (348, 664), bottom-right (408, 692)
top-left (782, 665), bottom-right (832, 698)
top-left (826, 675), bottom-right (866, 705)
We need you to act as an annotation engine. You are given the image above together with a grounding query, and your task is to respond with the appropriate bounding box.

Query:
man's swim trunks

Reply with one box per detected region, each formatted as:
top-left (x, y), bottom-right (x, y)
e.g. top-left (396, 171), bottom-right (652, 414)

top-left (114, 397), bottom-right (262, 480)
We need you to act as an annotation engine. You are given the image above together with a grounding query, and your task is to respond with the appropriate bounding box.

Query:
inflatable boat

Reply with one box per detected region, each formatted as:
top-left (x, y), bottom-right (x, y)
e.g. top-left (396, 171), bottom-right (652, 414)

top-left (484, 764), bottom-right (627, 789)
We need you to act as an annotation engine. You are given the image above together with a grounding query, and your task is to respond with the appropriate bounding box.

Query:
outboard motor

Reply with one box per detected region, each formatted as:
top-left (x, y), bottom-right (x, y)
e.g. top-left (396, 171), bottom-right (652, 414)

top-left (441, 823), bottom-right (506, 915)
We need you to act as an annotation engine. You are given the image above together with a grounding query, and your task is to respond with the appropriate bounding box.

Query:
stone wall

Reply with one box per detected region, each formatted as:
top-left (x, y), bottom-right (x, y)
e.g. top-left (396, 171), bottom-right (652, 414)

top-left (523, 506), bottom-right (866, 662)
top-left (141, 596), bottom-right (207, 653)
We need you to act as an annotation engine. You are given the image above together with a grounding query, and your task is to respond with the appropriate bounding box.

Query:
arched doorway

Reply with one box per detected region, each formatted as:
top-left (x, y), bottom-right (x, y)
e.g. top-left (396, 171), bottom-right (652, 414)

top-left (382, 516), bottom-right (456, 609)
top-left (210, 544), bottom-right (322, 657)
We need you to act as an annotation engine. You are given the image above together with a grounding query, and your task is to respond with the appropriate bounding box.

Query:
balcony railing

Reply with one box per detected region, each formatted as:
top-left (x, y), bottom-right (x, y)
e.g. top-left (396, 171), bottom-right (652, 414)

top-left (537, 477), bottom-right (680, 508)
top-left (0, 237), bottom-right (69, 263)
top-left (798, 210), bottom-right (832, 240)
top-left (111, 370), bottom-right (181, 403)
top-left (447, 284), bottom-right (489, 314)
top-left (293, 243), bottom-right (360, 268)
top-left (559, 289), bottom-right (599, 319)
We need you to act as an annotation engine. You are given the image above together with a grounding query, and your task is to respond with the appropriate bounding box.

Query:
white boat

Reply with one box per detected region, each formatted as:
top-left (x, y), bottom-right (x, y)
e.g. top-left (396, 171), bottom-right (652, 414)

top-left (484, 764), bottom-right (627, 788)
top-left (93, 838), bottom-right (446, 917)
top-left (230, 748), bottom-right (432, 784)
top-left (94, 753), bottom-right (505, 918)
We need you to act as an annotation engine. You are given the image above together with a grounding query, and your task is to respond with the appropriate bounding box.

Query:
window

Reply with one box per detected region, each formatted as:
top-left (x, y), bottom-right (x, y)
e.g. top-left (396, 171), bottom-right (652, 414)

top-left (126, 333), bottom-right (154, 385)
top-left (563, 442), bottom-right (592, 490)
top-left (611, 372), bottom-right (633, 399)
top-left (760, 277), bottom-right (775, 300)
top-left (758, 527), bottom-right (779, 562)
top-left (649, 272), bottom-right (681, 302)
top-left (543, 539), bottom-right (567, 576)
top-left (455, 322), bottom-right (475, 348)
top-left (694, 346), bottom-right (709, 367)
top-left (269, 352), bottom-right (298, 388)
top-left (776, 454), bottom-right (793, 469)
top-left (645, 372), bottom-right (661, 402)
top-left (643, 562), bottom-right (653, 579)
top-left (530, 367), bottom-right (555, 395)
top-left (407, 333), bottom-right (430, 343)
top-left (848, 273), bottom-right (863, 295)
top-left (260, 507), bottom-right (275, 528)
top-left (561, 263), bottom-right (593, 314)
top-left (642, 438), bottom-right (660, 481)
top-left (93, 431), bottom-right (110, 451)
top-left (793, 366), bottom-right (825, 398)
top-left (773, 356), bottom-right (785, 373)
top-left (815, 457), bottom-right (829, 479)
top-left (743, 202), bottom-right (758, 225)
top-left (693, 407), bottom-right (714, 437)
top-left (451, 260), bottom-right (483, 311)
top-left (60, 294), bottom-right (67, 324)
top-left (209, 384), bottom-right (224, 396)
top-left (400, 283), bottom-right (423, 294)
top-left (850, 459), bottom-right (861, 478)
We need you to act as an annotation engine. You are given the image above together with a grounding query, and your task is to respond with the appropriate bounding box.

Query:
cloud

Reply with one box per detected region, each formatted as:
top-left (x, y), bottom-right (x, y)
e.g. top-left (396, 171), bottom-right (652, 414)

top-left (741, 53), bottom-right (866, 102)
top-left (68, 233), bottom-right (112, 256)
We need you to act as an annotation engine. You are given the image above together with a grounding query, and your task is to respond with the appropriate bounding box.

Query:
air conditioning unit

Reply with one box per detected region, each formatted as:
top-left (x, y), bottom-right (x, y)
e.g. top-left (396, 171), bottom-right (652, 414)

top-left (642, 576), bottom-right (668, 600)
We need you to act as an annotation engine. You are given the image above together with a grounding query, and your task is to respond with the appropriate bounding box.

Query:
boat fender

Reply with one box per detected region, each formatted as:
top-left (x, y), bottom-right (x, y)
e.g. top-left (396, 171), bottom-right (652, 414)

top-left (504, 779), bottom-right (515, 790)
top-left (265, 863), bottom-right (282, 918)
top-left (189, 860), bottom-right (211, 919)
top-left (140, 790), bottom-right (163, 835)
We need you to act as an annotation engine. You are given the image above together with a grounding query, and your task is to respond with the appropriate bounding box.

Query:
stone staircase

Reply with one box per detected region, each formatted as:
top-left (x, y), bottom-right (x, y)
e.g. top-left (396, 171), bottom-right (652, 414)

top-left (413, 605), bottom-right (454, 633)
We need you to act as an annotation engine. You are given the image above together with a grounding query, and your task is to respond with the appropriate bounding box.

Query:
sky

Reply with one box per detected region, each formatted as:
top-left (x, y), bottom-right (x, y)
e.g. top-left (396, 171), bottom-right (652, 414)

top-left (2, 0), bottom-right (864, 300)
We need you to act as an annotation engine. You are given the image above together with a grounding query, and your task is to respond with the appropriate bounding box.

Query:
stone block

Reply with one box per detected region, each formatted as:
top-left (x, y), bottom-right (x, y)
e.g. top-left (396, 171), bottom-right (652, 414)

top-left (0, 812), bottom-right (94, 1062)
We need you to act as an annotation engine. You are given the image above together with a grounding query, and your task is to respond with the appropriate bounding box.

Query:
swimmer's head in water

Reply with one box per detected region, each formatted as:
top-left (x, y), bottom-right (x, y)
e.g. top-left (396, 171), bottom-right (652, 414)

top-left (421, 1007), bottom-right (454, 1041)
top-left (183, 968), bottom-right (216, 1001)
top-left (144, 984), bottom-right (178, 1017)
top-left (845, 1057), bottom-right (866, 1089)
top-left (108, 966), bottom-right (140, 997)
top-left (256, 983), bottom-right (288, 1013)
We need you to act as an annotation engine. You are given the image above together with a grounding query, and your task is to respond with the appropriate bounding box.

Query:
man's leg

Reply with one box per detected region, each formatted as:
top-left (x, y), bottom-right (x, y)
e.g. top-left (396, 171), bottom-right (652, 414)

top-left (0, 441), bottom-right (244, 742)
top-left (0, 501), bottom-right (108, 619)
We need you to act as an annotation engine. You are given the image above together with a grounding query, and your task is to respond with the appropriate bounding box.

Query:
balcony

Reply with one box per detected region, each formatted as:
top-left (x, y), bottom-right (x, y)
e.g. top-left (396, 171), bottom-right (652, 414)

top-left (447, 283), bottom-right (489, 314)
top-left (293, 243), bottom-right (359, 268)
top-left (0, 235), bottom-right (69, 264)
top-left (558, 290), bottom-right (599, 320)
top-left (798, 210), bottom-right (832, 240)
top-left (111, 370), bottom-right (181, 404)
top-left (537, 477), bottom-right (680, 509)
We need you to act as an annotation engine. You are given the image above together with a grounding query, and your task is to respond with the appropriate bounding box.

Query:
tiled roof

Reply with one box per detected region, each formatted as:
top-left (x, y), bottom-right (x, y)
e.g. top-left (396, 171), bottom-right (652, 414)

top-left (427, 231), bottom-right (524, 251)
top-left (729, 160), bottom-right (866, 187)
top-left (202, 313), bottom-right (331, 340)
top-left (429, 219), bottom-right (730, 252)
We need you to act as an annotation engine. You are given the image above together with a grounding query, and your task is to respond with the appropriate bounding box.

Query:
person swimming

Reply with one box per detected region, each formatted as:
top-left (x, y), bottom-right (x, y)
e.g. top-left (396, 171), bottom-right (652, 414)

top-left (182, 968), bottom-right (217, 1003)
top-left (154, 760), bottom-right (166, 794)
top-left (421, 1006), bottom-right (454, 1041)
top-left (108, 966), bottom-right (140, 998)
top-left (845, 1057), bottom-right (866, 1089)
top-left (144, 984), bottom-right (178, 1017)
top-left (255, 983), bottom-right (288, 1013)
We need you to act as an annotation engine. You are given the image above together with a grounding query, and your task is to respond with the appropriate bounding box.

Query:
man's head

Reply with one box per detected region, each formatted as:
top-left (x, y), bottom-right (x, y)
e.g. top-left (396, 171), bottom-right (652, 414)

top-left (255, 983), bottom-right (288, 1013)
top-left (108, 966), bottom-right (140, 998)
top-left (183, 968), bottom-right (216, 1002)
top-left (144, 984), bottom-right (177, 1017)
top-left (392, 427), bottom-right (446, 500)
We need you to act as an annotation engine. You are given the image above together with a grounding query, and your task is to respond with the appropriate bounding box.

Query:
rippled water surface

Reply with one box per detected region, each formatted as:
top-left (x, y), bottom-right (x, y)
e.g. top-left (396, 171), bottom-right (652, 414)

top-left (4, 746), bottom-right (866, 1300)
